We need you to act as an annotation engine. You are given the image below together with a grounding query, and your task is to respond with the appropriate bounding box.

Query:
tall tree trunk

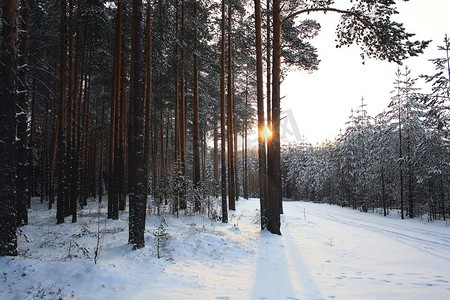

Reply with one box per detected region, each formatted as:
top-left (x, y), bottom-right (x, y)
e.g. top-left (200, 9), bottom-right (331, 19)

top-left (41, 97), bottom-right (50, 202)
top-left (179, 0), bottom-right (187, 210)
top-left (440, 176), bottom-right (446, 221)
top-left (90, 125), bottom-right (97, 199)
top-left (70, 20), bottom-right (82, 217)
top-left (213, 121), bottom-right (219, 196)
top-left (99, 94), bottom-right (106, 203)
top-left (16, 0), bottom-right (30, 226)
top-left (220, 0), bottom-right (228, 223)
top-left (75, 60), bottom-right (85, 212)
top-left (193, 4), bottom-right (201, 212)
top-left (112, 53), bottom-right (121, 213)
top-left (165, 112), bottom-right (171, 206)
top-left (407, 136), bottom-right (414, 218)
top-left (108, 0), bottom-right (122, 220)
top-left (81, 73), bottom-right (91, 207)
top-left (266, 0), bottom-right (271, 128)
top-left (0, 0), bottom-right (19, 256)
top-left (243, 74), bottom-right (249, 200)
top-left (381, 166), bottom-right (387, 217)
top-left (56, 0), bottom-right (67, 224)
top-left (66, 0), bottom-right (74, 222)
top-left (397, 72), bottom-right (404, 220)
top-left (118, 54), bottom-right (126, 211)
top-left (49, 100), bottom-right (58, 209)
top-left (143, 2), bottom-right (152, 201)
top-left (29, 78), bottom-right (37, 199)
top-left (129, 0), bottom-right (146, 249)
top-left (128, 0), bottom-right (136, 197)
top-left (254, 0), bottom-right (268, 229)
top-left (227, 0), bottom-right (236, 210)
top-left (159, 109), bottom-right (165, 204)
top-left (234, 114), bottom-right (239, 201)
top-left (151, 120), bottom-right (158, 207)
top-left (173, 0), bottom-right (180, 212)
top-left (201, 127), bottom-right (207, 182)
top-left (405, 103), bottom-right (414, 219)
top-left (267, 0), bottom-right (281, 234)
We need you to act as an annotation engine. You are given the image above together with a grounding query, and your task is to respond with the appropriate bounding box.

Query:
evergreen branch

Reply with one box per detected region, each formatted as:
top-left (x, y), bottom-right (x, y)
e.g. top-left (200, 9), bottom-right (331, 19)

top-left (283, 7), bottom-right (360, 25)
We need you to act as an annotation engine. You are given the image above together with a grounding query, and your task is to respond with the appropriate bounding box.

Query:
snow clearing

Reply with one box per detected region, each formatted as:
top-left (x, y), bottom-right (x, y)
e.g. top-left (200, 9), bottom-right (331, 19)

top-left (1, 197), bottom-right (449, 299)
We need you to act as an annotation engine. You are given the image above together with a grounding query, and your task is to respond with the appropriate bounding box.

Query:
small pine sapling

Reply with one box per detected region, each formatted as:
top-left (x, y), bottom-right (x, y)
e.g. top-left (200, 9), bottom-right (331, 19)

top-left (153, 216), bottom-right (170, 259)
top-left (94, 203), bottom-right (106, 264)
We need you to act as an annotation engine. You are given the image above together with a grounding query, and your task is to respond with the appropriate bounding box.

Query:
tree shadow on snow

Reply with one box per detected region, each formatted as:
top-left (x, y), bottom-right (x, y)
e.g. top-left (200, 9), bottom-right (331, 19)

top-left (251, 229), bottom-right (323, 300)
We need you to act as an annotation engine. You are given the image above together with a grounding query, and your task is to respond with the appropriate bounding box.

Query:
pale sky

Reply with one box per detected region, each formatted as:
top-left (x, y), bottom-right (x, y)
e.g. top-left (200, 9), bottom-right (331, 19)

top-left (282, 0), bottom-right (450, 144)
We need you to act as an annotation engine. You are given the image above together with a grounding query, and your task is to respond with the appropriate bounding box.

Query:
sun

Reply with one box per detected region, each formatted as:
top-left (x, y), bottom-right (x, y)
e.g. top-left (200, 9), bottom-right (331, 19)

top-left (262, 125), bottom-right (271, 141)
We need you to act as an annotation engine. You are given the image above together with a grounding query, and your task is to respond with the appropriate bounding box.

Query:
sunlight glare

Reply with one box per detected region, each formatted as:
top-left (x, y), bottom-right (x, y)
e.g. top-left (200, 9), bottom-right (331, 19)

top-left (263, 126), bottom-right (271, 141)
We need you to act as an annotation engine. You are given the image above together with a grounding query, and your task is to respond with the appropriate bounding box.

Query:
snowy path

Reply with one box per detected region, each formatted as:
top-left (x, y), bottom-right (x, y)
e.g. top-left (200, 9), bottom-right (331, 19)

top-left (1, 198), bottom-right (450, 299)
top-left (304, 203), bottom-right (450, 262)
top-left (279, 201), bottom-right (450, 299)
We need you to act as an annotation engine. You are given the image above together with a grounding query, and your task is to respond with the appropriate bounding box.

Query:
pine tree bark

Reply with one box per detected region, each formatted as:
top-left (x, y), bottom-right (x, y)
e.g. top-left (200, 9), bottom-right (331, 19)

top-left (56, 0), bottom-right (67, 224)
top-left (118, 54), bottom-right (126, 211)
top-left (266, 0), bottom-right (271, 128)
top-left (213, 122), bottom-right (219, 194)
top-left (254, 0), bottom-right (268, 229)
top-left (128, 0), bottom-right (136, 197)
top-left (70, 20), bottom-right (82, 215)
top-left (179, 0), bottom-right (187, 210)
top-left (66, 0), bottom-right (74, 222)
top-left (75, 63), bottom-right (85, 212)
top-left (381, 166), bottom-right (387, 216)
top-left (42, 97), bottom-right (51, 203)
top-left (143, 2), bottom-right (152, 201)
top-left (234, 115), bottom-right (239, 201)
top-left (267, 0), bottom-right (281, 234)
top-left (108, 0), bottom-right (122, 220)
top-left (406, 126), bottom-right (414, 218)
top-left (243, 73), bottom-right (249, 200)
top-left (0, 0), bottom-right (19, 256)
top-left (49, 102), bottom-right (58, 210)
top-left (397, 72), bottom-right (404, 220)
top-left (201, 128), bottom-right (207, 182)
top-left (159, 109), bottom-right (165, 204)
top-left (16, 0), bottom-right (31, 226)
top-left (220, 0), bottom-right (228, 223)
top-left (80, 73), bottom-right (91, 207)
top-left (29, 78), bottom-right (37, 199)
top-left (193, 4), bottom-right (201, 212)
top-left (129, 0), bottom-right (146, 249)
top-left (174, 0), bottom-right (180, 212)
top-left (227, 0), bottom-right (236, 210)
top-left (99, 94), bottom-right (106, 203)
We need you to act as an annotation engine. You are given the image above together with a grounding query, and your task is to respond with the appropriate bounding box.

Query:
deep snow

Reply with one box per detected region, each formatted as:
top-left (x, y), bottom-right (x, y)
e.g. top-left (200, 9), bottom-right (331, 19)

top-left (1, 197), bottom-right (449, 299)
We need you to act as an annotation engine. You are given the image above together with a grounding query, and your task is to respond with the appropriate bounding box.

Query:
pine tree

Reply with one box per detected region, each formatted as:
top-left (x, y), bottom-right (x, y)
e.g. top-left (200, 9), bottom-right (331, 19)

top-left (226, 0), bottom-right (236, 211)
top-left (0, 0), bottom-right (19, 256)
top-left (108, 0), bottom-right (122, 220)
top-left (220, 0), bottom-right (228, 223)
top-left (254, 0), bottom-right (268, 229)
top-left (16, 0), bottom-right (31, 227)
top-left (128, 0), bottom-right (146, 249)
top-left (56, 0), bottom-right (67, 225)
top-left (192, 1), bottom-right (201, 212)
top-left (422, 35), bottom-right (450, 138)
top-left (267, 0), bottom-right (429, 234)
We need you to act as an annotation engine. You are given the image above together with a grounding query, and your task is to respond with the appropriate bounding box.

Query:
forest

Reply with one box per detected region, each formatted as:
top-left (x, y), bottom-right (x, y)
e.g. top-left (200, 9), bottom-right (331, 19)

top-left (282, 63), bottom-right (450, 220)
top-left (0, 0), bottom-right (448, 259)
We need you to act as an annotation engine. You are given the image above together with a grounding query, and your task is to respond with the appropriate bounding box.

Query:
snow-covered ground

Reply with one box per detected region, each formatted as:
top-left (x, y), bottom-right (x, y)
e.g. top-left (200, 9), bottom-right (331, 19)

top-left (1, 197), bottom-right (450, 300)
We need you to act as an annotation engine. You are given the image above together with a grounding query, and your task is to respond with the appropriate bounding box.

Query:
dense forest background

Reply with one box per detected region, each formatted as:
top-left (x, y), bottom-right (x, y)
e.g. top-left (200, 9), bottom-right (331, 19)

top-left (0, 0), bottom-right (448, 257)
top-left (283, 63), bottom-right (450, 220)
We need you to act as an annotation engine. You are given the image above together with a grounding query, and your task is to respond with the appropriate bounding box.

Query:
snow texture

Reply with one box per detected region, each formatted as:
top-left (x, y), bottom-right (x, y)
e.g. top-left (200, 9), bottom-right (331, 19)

top-left (1, 198), bottom-right (449, 299)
